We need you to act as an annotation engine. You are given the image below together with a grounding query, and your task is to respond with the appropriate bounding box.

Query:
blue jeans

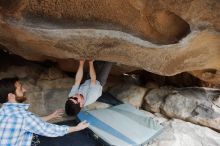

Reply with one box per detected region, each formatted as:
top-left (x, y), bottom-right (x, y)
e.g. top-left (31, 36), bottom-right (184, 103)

top-left (94, 61), bottom-right (113, 86)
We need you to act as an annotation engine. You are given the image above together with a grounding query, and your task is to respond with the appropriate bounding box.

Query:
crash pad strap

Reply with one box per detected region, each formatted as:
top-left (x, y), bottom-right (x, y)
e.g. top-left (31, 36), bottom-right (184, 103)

top-left (78, 111), bottom-right (137, 145)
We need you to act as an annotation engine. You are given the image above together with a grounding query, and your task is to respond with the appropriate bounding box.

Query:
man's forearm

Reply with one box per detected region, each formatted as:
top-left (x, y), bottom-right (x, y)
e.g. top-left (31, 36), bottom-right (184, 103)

top-left (68, 126), bottom-right (80, 133)
top-left (41, 115), bottom-right (52, 122)
top-left (74, 61), bottom-right (84, 85)
top-left (67, 121), bottom-right (89, 133)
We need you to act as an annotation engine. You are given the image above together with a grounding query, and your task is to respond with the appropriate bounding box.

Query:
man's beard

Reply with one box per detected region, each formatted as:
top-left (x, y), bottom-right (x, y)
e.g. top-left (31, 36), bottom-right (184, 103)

top-left (15, 94), bottom-right (27, 103)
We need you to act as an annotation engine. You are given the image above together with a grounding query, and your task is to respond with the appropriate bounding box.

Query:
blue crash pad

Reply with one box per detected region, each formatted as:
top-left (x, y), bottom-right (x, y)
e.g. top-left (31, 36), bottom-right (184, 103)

top-left (78, 104), bottom-right (163, 146)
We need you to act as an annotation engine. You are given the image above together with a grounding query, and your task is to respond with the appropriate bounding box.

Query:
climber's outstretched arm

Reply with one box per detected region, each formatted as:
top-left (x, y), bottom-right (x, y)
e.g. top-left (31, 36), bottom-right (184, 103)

top-left (74, 60), bottom-right (85, 86)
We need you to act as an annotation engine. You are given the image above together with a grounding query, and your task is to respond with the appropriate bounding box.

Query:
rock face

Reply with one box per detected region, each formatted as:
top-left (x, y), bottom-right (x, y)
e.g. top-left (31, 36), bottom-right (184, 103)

top-left (143, 87), bottom-right (220, 131)
top-left (134, 110), bottom-right (220, 146)
top-left (0, 0), bottom-right (219, 84)
top-left (0, 0), bottom-right (191, 44)
top-left (0, 63), bottom-right (73, 116)
top-left (109, 84), bottom-right (148, 108)
top-left (146, 119), bottom-right (220, 146)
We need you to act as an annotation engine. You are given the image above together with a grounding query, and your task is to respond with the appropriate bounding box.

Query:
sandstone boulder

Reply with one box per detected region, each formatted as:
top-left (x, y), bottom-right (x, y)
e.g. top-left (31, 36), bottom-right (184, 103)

top-left (144, 87), bottom-right (220, 130)
top-left (109, 84), bottom-right (148, 108)
top-left (146, 119), bottom-right (220, 146)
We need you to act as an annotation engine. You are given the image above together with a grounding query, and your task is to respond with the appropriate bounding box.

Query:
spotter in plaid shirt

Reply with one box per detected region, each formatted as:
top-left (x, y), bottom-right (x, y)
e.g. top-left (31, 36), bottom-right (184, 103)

top-left (0, 103), bottom-right (69, 146)
top-left (0, 78), bottom-right (89, 146)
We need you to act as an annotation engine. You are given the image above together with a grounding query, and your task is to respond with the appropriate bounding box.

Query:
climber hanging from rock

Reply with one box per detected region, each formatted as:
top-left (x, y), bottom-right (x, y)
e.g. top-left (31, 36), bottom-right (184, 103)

top-left (65, 60), bottom-right (119, 116)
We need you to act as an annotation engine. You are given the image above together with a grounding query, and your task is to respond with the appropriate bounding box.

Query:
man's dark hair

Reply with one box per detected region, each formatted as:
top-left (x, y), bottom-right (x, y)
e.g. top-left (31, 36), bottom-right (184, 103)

top-left (65, 97), bottom-right (81, 116)
top-left (0, 77), bottom-right (19, 103)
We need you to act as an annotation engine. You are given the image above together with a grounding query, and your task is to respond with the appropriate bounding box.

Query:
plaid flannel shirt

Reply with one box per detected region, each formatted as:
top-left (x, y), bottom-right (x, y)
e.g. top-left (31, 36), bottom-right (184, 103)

top-left (0, 103), bottom-right (69, 146)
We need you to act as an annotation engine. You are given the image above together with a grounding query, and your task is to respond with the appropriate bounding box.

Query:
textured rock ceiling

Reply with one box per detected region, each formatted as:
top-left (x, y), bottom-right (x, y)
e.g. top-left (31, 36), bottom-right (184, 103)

top-left (0, 0), bottom-right (219, 84)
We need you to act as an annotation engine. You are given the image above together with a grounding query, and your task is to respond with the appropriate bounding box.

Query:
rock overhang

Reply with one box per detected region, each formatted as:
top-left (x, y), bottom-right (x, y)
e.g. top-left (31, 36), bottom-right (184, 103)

top-left (0, 0), bottom-right (219, 84)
